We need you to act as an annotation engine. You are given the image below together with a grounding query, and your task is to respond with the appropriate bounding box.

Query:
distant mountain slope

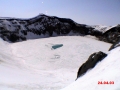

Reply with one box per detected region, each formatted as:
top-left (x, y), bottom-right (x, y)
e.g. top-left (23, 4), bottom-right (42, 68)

top-left (91, 25), bottom-right (113, 33)
top-left (0, 14), bottom-right (93, 42)
top-left (91, 24), bottom-right (120, 43)
top-left (0, 14), bottom-right (120, 43)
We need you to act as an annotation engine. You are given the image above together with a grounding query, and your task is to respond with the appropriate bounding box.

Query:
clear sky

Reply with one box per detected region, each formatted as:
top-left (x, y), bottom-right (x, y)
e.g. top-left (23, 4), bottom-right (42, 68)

top-left (0, 0), bottom-right (120, 26)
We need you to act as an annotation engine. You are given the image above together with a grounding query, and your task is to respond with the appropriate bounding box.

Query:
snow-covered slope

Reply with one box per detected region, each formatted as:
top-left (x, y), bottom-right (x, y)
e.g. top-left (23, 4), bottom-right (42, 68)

top-left (61, 46), bottom-right (120, 90)
top-left (91, 25), bottom-right (113, 33)
top-left (0, 36), bottom-right (111, 90)
top-left (91, 24), bottom-right (120, 33)
top-left (90, 24), bottom-right (120, 43)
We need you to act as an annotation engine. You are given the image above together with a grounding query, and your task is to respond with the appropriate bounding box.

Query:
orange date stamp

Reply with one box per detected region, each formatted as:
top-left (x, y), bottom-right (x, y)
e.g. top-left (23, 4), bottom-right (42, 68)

top-left (98, 81), bottom-right (114, 84)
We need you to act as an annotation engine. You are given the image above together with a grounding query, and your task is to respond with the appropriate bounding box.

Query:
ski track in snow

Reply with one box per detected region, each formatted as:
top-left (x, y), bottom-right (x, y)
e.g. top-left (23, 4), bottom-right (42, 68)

top-left (0, 36), bottom-right (111, 90)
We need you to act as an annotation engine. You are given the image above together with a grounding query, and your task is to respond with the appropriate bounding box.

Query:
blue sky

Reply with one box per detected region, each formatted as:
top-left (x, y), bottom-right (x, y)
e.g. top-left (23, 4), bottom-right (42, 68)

top-left (0, 0), bottom-right (120, 26)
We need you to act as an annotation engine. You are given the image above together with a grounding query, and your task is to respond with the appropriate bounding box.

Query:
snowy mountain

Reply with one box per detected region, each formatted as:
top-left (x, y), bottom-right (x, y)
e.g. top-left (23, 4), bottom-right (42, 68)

top-left (90, 24), bottom-right (120, 43)
top-left (91, 25), bottom-right (113, 33)
top-left (0, 14), bottom-right (120, 44)
top-left (0, 15), bottom-right (120, 90)
top-left (0, 14), bottom-right (94, 42)
top-left (91, 24), bottom-right (120, 33)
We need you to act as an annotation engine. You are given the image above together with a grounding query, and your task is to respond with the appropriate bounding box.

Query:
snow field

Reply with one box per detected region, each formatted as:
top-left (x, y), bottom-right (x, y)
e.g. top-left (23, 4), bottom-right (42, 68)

top-left (0, 36), bottom-right (111, 90)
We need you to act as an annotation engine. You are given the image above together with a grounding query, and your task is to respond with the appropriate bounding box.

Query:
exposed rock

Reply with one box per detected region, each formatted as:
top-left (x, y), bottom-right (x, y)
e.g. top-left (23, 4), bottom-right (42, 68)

top-left (76, 51), bottom-right (107, 80)
top-left (98, 25), bottom-right (120, 43)
top-left (109, 39), bottom-right (120, 51)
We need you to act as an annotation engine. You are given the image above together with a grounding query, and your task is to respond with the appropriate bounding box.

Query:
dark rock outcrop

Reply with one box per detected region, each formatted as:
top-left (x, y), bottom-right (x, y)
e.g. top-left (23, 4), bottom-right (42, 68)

top-left (109, 39), bottom-right (120, 51)
top-left (98, 25), bottom-right (120, 43)
top-left (76, 51), bottom-right (107, 80)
